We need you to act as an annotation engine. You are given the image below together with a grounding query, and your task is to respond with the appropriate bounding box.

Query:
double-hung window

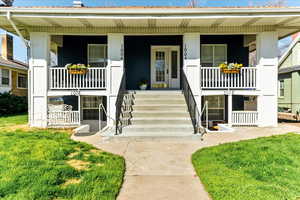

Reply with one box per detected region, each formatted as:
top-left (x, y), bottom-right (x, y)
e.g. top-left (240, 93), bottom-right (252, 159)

top-left (17, 73), bottom-right (27, 89)
top-left (88, 44), bottom-right (107, 68)
top-left (201, 44), bottom-right (227, 67)
top-left (1, 69), bottom-right (10, 86)
top-left (279, 80), bottom-right (285, 97)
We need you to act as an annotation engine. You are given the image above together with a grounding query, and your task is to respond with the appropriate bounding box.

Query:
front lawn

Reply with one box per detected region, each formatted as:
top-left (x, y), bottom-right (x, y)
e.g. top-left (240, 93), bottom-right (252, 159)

top-left (0, 115), bottom-right (125, 200)
top-left (192, 133), bottom-right (300, 200)
top-left (0, 114), bottom-right (28, 127)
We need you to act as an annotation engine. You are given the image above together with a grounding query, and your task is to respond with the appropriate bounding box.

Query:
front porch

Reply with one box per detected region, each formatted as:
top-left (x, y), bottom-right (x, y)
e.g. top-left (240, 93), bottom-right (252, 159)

top-left (48, 34), bottom-right (258, 91)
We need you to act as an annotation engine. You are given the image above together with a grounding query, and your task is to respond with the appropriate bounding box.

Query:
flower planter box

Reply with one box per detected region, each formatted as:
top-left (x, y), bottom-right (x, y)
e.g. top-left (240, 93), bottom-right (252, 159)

top-left (221, 69), bottom-right (240, 74)
top-left (68, 68), bottom-right (88, 75)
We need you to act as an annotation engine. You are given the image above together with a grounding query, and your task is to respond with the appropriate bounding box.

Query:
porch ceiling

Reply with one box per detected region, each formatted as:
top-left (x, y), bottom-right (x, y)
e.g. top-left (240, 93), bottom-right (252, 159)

top-left (1, 7), bottom-right (300, 38)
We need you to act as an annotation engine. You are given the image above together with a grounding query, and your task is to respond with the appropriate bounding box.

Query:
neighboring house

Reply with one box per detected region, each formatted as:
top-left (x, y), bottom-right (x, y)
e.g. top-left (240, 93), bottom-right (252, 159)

top-left (278, 34), bottom-right (300, 116)
top-left (0, 5), bottom-right (296, 133)
top-left (0, 34), bottom-right (28, 96)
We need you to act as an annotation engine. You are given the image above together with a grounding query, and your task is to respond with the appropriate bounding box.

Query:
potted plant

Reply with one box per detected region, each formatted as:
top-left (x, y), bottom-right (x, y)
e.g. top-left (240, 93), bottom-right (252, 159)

top-left (219, 62), bottom-right (243, 74)
top-left (139, 79), bottom-right (148, 90)
top-left (66, 63), bottom-right (89, 75)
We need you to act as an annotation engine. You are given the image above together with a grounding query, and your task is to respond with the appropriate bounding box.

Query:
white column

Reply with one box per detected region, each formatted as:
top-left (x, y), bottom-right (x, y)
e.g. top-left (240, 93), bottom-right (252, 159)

top-left (228, 93), bottom-right (233, 127)
top-left (183, 33), bottom-right (201, 109)
top-left (256, 32), bottom-right (278, 127)
top-left (29, 32), bottom-right (50, 127)
top-left (107, 33), bottom-right (124, 127)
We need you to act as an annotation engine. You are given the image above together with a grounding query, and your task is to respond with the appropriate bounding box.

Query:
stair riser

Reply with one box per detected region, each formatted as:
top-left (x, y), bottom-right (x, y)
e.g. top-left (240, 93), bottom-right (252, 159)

top-left (134, 99), bottom-right (186, 105)
top-left (133, 106), bottom-right (188, 111)
top-left (132, 112), bottom-right (190, 118)
top-left (133, 94), bottom-right (184, 99)
top-left (122, 127), bottom-right (194, 133)
top-left (129, 120), bottom-right (192, 125)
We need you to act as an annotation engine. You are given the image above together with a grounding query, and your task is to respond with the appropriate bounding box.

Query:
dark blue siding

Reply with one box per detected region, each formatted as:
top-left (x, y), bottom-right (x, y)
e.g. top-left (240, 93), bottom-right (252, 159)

top-left (201, 35), bottom-right (249, 66)
top-left (124, 36), bottom-right (183, 90)
top-left (58, 36), bottom-right (107, 67)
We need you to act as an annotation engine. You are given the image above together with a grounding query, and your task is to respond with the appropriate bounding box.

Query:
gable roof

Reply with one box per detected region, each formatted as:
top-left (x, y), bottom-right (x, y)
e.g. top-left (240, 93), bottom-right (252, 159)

top-left (0, 57), bottom-right (28, 71)
top-left (279, 35), bottom-right (300, 66)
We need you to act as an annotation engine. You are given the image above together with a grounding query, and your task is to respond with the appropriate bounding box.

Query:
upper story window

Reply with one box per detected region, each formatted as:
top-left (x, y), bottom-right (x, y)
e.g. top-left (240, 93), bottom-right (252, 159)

top-left (1, 69), bottom-right (10, 86)
top-left (88, 44), bottom-right (107, 68)
top-left (279, 80), bottom-right (285, 97)
top-left (17, 73), bottom-right (27, 89)
top-left (201, 44), bottom-right (227, 67)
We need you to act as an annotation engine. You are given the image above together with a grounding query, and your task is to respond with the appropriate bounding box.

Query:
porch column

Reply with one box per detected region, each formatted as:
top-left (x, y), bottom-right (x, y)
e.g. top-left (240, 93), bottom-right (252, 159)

top-left (256, 32), bottom-right (279, 127)
top-left (183, 33), bottom-right (201, 109)
top-left (227, 93), bottom-right (233, 127)
top-left (29, 32), bottom-right (50, 127)
top-left (107, 33), bottom-right (124, 127)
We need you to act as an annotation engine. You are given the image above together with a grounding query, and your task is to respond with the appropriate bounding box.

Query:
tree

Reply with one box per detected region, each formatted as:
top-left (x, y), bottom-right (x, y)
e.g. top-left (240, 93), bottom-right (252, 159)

top-left (249, 0), bottom-right (286, 7)
top-left (188, 0), bottom-right (198, 7)
top-left (264, 0), bottom-right (286, 6)
top-left (1, 0), bottom-right (14, 6)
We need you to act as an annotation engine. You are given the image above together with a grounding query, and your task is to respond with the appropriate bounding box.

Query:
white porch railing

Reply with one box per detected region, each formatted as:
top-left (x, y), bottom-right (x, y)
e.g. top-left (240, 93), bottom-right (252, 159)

top-left (232, 111), bottom-right (258, 126)
top-left (49, 67), bottom-right (106, 89)
top-left (48, 111), bottom-right (80, 126)
top-left (200, 67), bottom-right (257, 89)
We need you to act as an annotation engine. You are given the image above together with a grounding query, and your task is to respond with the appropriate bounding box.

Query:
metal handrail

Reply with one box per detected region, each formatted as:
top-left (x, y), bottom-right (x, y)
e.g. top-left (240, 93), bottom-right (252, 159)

top-left (115, 71), bottom-right (126, 135)
top-left (98, 103), bottom-right (115, 132)
top-left (181, 71), bottom-right (207, 136)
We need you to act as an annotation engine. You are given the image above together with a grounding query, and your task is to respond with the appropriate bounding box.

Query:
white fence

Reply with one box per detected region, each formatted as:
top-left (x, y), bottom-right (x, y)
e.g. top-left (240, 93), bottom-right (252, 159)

top-left (48, 111), bottom-right (80, 126)
top-left (49, 67), bottom-right (106, 89)
top-left (232, 111), bottom-right (258, 126)
top-left (200, 67), bottom-right (257, 89)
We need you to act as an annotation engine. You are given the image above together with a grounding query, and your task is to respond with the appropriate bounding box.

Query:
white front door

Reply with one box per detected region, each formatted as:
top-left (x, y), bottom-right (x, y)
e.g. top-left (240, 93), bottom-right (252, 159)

top-left (151, 46), bottom-right (180, 89)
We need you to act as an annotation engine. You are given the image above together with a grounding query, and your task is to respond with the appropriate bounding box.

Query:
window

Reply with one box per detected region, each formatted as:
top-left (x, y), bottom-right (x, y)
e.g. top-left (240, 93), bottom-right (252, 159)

top-left (88, 44), bottom-right (107, 67)
top-left (1, 69), bottom-right (10, 86)
top-left (201, 44), bottom-right (227, 67)
top-left (203, 95), bottom-right (225, 120)
top-left (17, 73), bottom-right (27, 88)
top-left (82, 96), bottom-right (102, 120)
top-left (279, 80), bottom-right (285, 97)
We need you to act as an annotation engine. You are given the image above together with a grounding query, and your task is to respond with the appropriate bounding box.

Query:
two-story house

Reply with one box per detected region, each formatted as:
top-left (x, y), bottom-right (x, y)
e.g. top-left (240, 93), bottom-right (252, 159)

top-left (0, 34), bottom-right (28, 96)
top-left (0, 5), bottom-right (296, 135)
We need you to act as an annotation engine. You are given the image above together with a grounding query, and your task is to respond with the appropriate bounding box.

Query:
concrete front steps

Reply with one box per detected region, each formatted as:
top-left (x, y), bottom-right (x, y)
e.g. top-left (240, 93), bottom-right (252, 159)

top-left (119, 90), bottom-right (194, 137)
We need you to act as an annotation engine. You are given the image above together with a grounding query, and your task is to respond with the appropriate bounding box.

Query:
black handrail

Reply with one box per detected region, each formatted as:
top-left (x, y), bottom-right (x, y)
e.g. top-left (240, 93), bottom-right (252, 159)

top-left (181, 71), bottom-right (202, 134)
top-left (115, 70), bottom-right (126, 135)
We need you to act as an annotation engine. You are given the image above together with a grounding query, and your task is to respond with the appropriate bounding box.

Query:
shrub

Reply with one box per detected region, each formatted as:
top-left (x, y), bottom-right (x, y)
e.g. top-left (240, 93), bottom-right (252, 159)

top-left (0, 92), bottom-right (27, 116)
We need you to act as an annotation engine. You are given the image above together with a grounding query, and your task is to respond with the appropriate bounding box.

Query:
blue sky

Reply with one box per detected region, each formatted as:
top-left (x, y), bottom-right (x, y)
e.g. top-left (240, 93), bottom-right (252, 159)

top-left (2, 0), bottom-right (299, 62)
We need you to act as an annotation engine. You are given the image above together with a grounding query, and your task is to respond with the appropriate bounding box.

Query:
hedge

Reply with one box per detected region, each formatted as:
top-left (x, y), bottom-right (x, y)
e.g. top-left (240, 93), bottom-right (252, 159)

top-left (0, 92), bottom-right (27, 116)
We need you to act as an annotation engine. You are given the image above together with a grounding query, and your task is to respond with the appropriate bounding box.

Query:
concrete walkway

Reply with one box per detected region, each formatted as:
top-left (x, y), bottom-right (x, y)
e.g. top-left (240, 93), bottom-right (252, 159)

top-left (72, 124), bottom-right (300, 200)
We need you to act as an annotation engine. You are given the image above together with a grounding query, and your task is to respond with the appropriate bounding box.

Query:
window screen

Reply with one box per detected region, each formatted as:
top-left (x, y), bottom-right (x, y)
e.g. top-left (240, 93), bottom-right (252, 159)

top-left (88, 44), bottom-right (107, 68)
top-left (1, 69), bottom-right (9, 86)
top-left (201, 44), bottom-right (227, 67)
top-left (18, 74), bottom-right (27, 88)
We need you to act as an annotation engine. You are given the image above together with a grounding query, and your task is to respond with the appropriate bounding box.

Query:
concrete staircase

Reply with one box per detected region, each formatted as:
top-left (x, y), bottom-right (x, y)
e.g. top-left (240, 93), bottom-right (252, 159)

top-left (119, 90), bottom-right (194, 137)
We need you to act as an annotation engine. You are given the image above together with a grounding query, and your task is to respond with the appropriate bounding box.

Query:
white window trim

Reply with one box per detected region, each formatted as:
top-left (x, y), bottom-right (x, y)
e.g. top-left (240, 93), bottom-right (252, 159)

top-left (87, 44), bottom-right (107, 68)
top-left (0, 68), bottom-right (11, 88)
top-left (17, 72), bottom-right (27, 89)
top-left (201, 44), bottom-right (228, 67)
top-left (278, 80), bottom-right (285, 98)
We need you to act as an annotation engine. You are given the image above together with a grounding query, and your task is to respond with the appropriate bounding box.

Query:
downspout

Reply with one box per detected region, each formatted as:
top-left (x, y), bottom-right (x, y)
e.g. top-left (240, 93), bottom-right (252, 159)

top-left (6, 11), bottom-right (31, 125)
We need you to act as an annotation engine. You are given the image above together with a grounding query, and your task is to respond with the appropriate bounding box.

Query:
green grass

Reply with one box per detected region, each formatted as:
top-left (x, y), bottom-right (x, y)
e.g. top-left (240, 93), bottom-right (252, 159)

top-left (192, 133), bottom-right (300, 200)
top-left (0, 114), bottom-right (28, 127)
top-left (0, 115), bottom-right (125, 200)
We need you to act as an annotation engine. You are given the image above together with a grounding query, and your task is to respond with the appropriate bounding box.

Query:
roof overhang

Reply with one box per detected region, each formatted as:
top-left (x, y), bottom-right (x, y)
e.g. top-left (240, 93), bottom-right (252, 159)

top-left (0, 7), bottom-right (300, 39)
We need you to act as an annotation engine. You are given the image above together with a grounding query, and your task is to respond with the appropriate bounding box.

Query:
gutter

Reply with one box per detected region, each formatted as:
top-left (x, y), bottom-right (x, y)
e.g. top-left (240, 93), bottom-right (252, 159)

top-left (6, 11), bottom-right (31, 127)
top-left (6, 11), bottom-right (29, 48)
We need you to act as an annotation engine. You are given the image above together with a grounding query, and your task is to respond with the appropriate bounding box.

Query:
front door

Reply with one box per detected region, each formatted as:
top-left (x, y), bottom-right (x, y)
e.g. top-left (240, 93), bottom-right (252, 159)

top-left (151, 46), bottom-right (180, 89)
